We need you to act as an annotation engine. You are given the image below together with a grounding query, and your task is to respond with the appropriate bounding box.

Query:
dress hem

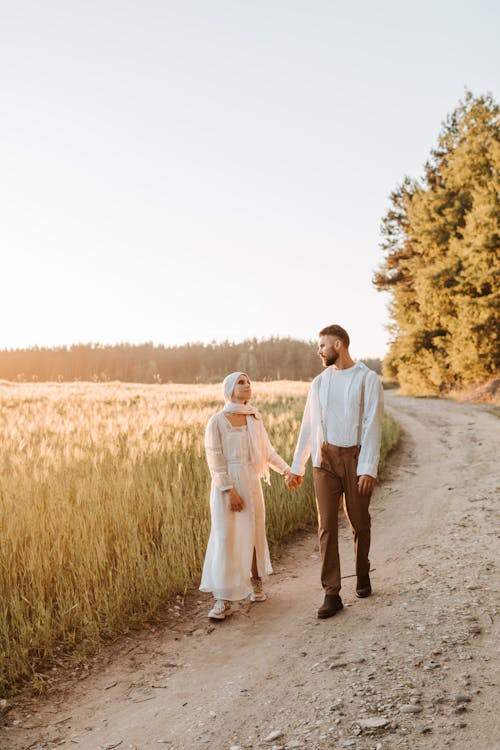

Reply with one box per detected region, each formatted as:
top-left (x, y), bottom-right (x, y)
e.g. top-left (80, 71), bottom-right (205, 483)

top-left (199, 585), bottom-right (253, 602)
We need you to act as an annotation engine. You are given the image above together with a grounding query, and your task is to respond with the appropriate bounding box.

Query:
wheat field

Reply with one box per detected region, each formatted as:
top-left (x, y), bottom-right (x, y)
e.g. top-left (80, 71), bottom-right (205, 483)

top-left (0, 380), bottom-right (398, 695)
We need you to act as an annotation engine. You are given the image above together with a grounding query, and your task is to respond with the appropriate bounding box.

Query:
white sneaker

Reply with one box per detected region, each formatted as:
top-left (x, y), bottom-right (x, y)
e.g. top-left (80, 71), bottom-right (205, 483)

top-left (250, 577), bottom-right (267, 602)
top-left (207, 600), bottom-right (232, 620)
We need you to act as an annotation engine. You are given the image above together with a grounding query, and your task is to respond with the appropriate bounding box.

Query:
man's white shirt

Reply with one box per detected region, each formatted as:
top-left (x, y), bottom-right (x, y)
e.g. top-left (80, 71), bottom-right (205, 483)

top-left (290, 361), bottom-right (384, 478)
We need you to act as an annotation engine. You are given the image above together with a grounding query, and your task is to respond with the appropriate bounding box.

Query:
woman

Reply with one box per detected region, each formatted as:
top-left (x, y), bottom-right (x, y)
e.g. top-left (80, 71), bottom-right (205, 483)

top-left (200, 372), bottom-right (292, 620)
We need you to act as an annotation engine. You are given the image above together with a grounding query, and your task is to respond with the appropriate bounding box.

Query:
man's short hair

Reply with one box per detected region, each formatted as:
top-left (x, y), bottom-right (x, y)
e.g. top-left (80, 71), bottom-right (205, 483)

top-left (318, 324), bottom-right (350, 348)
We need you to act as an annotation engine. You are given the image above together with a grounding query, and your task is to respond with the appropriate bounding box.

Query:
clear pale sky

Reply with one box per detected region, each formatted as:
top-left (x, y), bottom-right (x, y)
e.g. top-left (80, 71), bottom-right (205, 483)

top-left (1, 1), bottom-right (498, 358)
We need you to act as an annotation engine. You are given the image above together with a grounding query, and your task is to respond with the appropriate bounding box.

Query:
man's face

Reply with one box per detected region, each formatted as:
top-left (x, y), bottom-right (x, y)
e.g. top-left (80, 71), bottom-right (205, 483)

top-left (318, 335), bottom-right (340, 367)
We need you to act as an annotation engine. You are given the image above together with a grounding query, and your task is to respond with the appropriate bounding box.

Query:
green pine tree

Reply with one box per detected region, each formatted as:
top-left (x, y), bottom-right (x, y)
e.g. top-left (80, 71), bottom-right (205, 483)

top-left (374, 92), bottom-right (500, 394)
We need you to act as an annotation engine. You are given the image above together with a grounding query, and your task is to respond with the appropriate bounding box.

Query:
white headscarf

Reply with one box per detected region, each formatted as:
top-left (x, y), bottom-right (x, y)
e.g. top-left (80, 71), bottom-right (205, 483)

top-left (221, 371), bottom-right (270, 484)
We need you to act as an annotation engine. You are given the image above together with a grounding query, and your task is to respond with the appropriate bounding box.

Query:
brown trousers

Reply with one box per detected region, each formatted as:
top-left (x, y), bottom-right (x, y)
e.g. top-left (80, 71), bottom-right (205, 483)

top-left (313, 444), bottom-right (371, 595)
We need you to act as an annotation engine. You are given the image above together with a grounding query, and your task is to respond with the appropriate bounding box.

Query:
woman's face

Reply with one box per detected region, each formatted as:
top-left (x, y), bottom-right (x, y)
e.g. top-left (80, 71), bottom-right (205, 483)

top-left (232, 374), bottom-right (252, 402)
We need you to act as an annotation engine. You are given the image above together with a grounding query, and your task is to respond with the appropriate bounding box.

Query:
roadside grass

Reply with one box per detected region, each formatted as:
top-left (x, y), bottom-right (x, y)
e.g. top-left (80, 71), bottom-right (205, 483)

top-left (378, 412), bottom-right (401, 477)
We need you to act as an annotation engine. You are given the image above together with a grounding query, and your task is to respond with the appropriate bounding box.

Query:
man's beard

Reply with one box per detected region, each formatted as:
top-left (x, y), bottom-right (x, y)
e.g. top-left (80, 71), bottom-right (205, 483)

top-left (322, 351), bottom-right (339, 367)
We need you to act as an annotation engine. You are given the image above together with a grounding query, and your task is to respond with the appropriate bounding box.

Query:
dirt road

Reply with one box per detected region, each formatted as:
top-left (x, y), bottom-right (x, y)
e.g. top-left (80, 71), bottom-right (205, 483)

top-left (2, 393), bottom-right (499, 750)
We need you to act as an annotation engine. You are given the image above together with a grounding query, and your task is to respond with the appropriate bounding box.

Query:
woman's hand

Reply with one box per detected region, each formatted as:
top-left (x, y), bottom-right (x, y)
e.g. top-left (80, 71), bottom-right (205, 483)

top-left (227, 488), bottom-right (244, 512)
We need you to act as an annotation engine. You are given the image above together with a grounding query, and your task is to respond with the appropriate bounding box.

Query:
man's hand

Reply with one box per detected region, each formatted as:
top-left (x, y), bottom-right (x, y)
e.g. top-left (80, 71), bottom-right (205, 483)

top-left (285, 473), bottom-right (303, 490)
top-left (357, 474), bottom-right (376, 496)
top-left (227, 488), bottom-right (244, 511)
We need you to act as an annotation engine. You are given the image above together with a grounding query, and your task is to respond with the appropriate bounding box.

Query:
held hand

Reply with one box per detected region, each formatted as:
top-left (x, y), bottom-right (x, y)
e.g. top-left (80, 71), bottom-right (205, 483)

top-left (285, 472), bottom-right (303, 490)
top-left (357, 474), bottom-right (376, 496)
top-left (228, 488), bottom-right (244, 512)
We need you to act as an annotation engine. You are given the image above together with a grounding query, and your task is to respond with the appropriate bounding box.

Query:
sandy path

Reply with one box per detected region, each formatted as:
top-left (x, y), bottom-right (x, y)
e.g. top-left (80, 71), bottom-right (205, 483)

top-left (2, 393), bottom-right (499, 750)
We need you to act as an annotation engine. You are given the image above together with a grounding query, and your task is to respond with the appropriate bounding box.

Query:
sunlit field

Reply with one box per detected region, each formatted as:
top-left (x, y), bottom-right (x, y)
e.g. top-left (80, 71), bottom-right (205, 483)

top-left (0, 381), bottom-right (398, 695)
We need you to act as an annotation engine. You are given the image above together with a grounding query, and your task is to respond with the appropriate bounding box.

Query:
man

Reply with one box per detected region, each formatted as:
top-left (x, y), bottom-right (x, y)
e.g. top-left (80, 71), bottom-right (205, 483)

top-left (288, 324), bottom-right (384, 619)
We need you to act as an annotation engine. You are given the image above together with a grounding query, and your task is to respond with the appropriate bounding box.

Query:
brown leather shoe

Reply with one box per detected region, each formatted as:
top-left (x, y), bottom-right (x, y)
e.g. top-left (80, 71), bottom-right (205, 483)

top-left (356, 574), bottom-right (372, 598)
top-left (317, 594), bottom-right (343, 619)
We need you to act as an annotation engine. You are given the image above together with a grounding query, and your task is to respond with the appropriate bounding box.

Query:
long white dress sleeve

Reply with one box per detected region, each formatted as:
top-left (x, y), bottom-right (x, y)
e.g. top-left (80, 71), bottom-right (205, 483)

top-left (260, 420), bottom-right (291, 476)
top-left (200, 412), bottom-right (290, 601)
top-left (204, 416), bottom-right (233, 491)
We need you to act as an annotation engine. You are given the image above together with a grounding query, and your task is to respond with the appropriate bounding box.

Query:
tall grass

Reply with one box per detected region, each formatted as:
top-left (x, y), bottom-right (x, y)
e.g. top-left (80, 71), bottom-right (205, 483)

top-left (0, 381), bottom-right (398, 695)
top-left (378, 412), bottom-right (401, 476)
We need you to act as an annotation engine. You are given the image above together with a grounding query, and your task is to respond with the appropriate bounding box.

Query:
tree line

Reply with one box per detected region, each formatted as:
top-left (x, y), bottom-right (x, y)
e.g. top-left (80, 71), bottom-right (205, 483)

top-left (0, 339), bottom-right (381, 383)
top-left (374, 91), bottom-right (499, 394)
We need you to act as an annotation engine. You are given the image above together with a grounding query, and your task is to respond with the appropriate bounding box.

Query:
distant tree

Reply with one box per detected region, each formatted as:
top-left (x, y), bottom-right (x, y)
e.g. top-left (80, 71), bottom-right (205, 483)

top-left (0, 339), bottom-right (381, 383)
top-left (374, 91), bottom-right (500, 393)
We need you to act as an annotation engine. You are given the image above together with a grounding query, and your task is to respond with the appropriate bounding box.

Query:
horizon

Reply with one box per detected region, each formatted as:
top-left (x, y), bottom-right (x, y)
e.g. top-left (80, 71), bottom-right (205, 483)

top-left (0, 335), bottom-right (383, 361)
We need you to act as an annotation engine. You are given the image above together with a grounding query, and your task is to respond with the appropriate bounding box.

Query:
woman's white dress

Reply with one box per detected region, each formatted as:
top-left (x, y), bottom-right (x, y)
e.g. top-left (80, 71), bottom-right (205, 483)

top-left (200, 411), bottom-right (289, 601)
